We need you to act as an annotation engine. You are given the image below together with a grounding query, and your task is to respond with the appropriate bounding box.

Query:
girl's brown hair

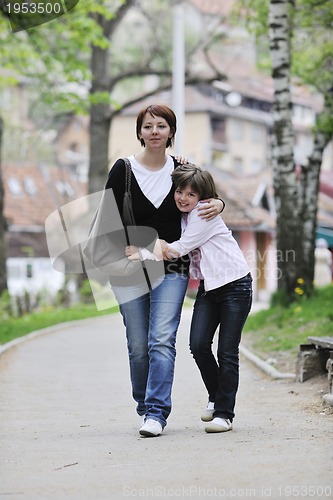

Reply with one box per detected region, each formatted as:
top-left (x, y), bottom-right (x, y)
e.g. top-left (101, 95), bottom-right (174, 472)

top-left (136, 105), bottom-right (177, 148)
top-left (172, 164), bottom-right (219, 200)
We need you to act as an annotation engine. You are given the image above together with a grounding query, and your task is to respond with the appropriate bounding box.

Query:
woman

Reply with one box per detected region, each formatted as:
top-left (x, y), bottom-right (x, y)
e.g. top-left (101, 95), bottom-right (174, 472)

top-left (105, 105), bottom-right (224, 437)
top-left (128, 164), bottom-right (252, 433)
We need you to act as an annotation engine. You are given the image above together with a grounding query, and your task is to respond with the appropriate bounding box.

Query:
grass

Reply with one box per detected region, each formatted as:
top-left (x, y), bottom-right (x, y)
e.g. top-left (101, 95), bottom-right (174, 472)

top-left (243, 285), bottom-right (333, 358)
top-left (1, 286), bottom-right (332, 357)
top-left (0, 303), bottom-right (118, 346)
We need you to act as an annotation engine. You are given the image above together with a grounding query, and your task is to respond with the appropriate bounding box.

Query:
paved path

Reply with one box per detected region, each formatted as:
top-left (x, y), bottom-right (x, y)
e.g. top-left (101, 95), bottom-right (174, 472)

top-left (0, 308), bottom-right (332, 500)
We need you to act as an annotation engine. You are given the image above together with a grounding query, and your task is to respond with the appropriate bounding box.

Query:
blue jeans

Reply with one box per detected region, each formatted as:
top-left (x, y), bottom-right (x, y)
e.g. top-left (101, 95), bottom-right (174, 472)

top-left (189, 273), bottom-right (253, 421)
top-left (112, 273), bottom-right (189, 428)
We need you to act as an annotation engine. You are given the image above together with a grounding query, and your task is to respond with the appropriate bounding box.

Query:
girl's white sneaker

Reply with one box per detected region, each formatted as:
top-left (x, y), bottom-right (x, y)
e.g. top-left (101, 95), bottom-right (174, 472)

top-left (205, 417), bottom-right (232, 433)
top-left (201, 401), bottom-right (215, 422)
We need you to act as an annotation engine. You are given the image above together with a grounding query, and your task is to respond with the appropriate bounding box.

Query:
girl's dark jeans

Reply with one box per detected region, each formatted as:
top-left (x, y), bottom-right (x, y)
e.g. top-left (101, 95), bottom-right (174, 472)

top-left (189, 273), bottom-right (253, 421)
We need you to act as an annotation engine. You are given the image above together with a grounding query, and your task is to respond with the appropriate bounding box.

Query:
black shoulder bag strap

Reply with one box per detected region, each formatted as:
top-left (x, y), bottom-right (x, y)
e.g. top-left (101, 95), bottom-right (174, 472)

top-left (122, 157), bottom-right (152, 291)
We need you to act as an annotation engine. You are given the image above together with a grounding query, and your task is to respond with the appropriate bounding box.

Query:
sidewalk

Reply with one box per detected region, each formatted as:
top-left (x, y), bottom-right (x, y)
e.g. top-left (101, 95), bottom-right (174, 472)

top-left (0, 308), bottom-right (332, 500)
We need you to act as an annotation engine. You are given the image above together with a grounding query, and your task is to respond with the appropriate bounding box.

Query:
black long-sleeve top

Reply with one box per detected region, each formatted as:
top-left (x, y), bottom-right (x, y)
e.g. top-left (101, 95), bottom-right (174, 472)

top-left (105, 157), bottom-right (190, 285)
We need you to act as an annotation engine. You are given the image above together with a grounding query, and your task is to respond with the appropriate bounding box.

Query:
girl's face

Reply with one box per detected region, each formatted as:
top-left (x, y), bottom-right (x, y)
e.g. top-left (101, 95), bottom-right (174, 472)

top-left (139, 113), bottom-right (173, 149)
top-left (174, 186), bottom-right (200, 213)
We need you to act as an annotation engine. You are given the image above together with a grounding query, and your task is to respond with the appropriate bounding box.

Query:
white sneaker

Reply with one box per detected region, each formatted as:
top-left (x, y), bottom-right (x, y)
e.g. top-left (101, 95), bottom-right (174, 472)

top-left (139, 418), bottom-right (163, 437)
top-left (201, 401), bottom-right (215, 422)
top-left (205, 417), bottom-right (232, 433)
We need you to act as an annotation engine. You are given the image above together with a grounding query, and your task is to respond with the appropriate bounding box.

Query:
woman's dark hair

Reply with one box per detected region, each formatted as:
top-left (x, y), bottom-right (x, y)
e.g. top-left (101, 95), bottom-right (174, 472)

top-left (136, 105), bottom-right (177, 148)
top-left (171, 164), bottom-right (219, 200)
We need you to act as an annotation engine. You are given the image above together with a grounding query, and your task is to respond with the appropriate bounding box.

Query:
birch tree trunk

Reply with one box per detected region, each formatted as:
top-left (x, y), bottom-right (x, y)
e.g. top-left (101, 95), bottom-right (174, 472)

top-left (0, 116), bottom-right (8, 295)
top-left (269, 0), bottom-right (300, 301)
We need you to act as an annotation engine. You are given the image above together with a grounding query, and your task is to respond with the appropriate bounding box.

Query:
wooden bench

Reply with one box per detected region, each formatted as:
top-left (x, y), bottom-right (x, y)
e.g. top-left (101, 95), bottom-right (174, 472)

top-left (296, 336), bottom-right (333, 395)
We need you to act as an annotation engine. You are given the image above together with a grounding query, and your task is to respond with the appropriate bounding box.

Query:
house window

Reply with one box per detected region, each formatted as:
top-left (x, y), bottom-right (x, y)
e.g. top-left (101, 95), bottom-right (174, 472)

top-left (24, 177), bottom-right (37, 196)
top-left (233, 157), bottom-right (243, 173)
top-left (26, 263), bottom-right (33, 278)
top-left (292, 104), bottom-right (315, 125)
top-left (251, 125), bottom-right (262, 143)
top-left (231, 120), bottom-right (244, 141)
top-left (211, 118), bottom-right (226, 144)
top-left (7, 177), bottom-right (22, 196)
top-left (56, 180), bottom-right (74, 197)
top-left (251, 159), bottom-right (262, 173)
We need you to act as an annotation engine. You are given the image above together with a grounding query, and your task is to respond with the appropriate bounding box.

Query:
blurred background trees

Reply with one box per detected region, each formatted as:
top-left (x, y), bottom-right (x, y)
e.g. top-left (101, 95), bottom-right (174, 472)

top-left (0, 0), bottom-right (332, 305)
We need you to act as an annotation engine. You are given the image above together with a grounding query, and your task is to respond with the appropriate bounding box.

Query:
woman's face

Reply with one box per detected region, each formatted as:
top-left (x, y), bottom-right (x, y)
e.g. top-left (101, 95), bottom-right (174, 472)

top-left (139, 113), bottom-right (173, 149)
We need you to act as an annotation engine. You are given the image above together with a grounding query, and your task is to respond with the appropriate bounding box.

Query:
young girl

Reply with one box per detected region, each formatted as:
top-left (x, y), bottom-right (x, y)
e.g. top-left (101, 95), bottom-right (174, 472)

top-left (127, 164), bottom-right (252, 433)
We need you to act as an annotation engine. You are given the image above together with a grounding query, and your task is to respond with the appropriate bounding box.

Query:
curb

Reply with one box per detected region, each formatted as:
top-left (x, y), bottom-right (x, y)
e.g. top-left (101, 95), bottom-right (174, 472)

top-left (239, 344), bottom-right (296, 380)
top-left (241, 301), bottom-right (296, 380)
top-left (240, 345), bottom-right (333, 408)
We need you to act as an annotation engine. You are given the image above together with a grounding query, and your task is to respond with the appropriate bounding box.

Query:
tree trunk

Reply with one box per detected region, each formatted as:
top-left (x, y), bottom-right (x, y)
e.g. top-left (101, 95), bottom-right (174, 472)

top-left (299, 115), bottom-right (332, 293)
top-left (88, 1), bottom-right (136, 194)
top-left (269, 0), bottom-right (300, 301)
top-left (88, 39), bottom-right (111, 195)
top-left (0, 116), bottom-right (8, 295)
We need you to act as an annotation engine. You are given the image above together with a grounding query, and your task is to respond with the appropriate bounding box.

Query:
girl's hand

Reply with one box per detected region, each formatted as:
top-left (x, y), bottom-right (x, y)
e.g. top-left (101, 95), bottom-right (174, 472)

top-left (174, 154), bottom-right (189, 165)
top-left (197, 198), bottom-right (225, 221)
top-left (128, 253), bottom-right (140, 260)
top-left (153, 239), bottom-right (164, 260)
top-left (154, 239), bottom-right (179, 260)
top-left (164, 247), bottom-right (180, 260)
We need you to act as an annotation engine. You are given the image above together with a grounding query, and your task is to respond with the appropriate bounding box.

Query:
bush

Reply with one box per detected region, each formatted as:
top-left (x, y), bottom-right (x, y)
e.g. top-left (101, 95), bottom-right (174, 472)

top-left (79, 279), bottom-right (94, 303)
top-left (0, 290), bottom-right (13, 319)
top-left (270, 289), bottom-right (290, 308)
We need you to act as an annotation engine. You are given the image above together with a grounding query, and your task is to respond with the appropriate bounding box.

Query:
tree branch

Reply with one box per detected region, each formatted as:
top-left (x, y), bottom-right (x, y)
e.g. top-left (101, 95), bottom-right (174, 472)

top-left (103, 0), bottom-right (136, 38)
top-left (110, 74), bottom-right (225, 119)
top-left (109, 68), bottom-right (171, 90)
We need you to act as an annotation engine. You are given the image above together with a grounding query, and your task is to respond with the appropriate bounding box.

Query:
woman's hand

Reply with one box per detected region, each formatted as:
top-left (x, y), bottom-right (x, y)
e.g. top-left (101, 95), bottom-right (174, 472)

top-left (125, 245), bottom-right (140, 260)
top-left (197, 198), bottom-right (225, 221)
top-left (174, 154), bottom-right (189, 165)
top-left (125, 245), bottom-right (138, 256)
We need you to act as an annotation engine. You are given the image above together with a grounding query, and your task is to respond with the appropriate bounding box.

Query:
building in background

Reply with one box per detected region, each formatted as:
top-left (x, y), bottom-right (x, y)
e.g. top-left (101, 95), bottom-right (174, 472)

top-left (3, 163), bottom-right (86, 297)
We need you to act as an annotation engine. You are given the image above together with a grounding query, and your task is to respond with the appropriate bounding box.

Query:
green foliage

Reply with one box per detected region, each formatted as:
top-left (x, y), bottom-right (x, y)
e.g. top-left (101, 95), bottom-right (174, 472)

top-left (233, 0), bottom-right (269, 38)
top-left (244, 285), bottom-right (333, 353)
top-left (0, 290), bottom-right (13, 319)
top-left (0, 0), bottom-right (113, 114)
top-left (270, 289), bottom-right (290, 309)
top-left (79, 278), bottom-right (94, 303)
